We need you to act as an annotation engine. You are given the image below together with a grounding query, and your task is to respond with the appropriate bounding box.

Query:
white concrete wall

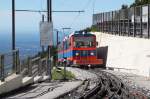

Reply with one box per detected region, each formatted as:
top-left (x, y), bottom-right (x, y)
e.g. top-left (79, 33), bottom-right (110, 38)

top-left (93, 32), bottom-right (150, 77)
top-left (0, 74), bottom-right (22, 94)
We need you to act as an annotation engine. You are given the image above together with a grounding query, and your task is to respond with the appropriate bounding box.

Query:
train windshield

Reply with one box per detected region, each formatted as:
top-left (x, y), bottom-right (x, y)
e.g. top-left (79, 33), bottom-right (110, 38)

top-left (74, 37), bottom-right (95, 48)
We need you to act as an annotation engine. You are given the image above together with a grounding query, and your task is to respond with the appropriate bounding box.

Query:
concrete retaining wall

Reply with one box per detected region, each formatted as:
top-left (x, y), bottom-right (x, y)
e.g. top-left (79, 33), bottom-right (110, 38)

top-left (93, 32), bottom-right (150, 77)
top-left (0, 74), bottom-right (22, 95)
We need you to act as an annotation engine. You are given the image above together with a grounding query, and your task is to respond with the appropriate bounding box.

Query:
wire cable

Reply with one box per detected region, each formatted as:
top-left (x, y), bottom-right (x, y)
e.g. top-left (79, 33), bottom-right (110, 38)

top-left (93, 0), bottom-right (96, 14)
top-left (68, 0), bottom-right (92, 30)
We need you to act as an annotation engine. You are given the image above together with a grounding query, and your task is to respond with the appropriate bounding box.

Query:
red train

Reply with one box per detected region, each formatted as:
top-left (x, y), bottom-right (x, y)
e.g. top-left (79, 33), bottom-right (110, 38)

top-left (58, 32), bottom-right (103, 67)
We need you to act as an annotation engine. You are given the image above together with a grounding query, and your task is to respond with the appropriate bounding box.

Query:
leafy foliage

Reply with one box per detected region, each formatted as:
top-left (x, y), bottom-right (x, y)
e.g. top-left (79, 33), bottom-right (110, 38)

top-left (130, 0), bottom-right (150, 7)
top-left (80, 25), bottom-right (99, 32)
top-left (121, 4), bottom-right (128, 9)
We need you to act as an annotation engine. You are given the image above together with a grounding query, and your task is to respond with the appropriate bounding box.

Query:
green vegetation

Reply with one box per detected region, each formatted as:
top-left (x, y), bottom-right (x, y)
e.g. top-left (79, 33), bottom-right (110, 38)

top-left (82, 0), bottom-right (150, 33)
top-left (121, 4), bottom-right (128, 9)
top-left (130, 0), bottom-right (150, 7)
top-left (52, 68), bottom-right (75, 80)
top-left (91, 25), bottom-right (99, 32)
top-left (80, 25), bottom-right (99, 33)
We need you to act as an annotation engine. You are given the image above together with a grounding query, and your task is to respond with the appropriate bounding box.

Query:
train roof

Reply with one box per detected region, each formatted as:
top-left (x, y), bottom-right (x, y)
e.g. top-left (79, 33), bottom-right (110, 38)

top-left (61, 32), bottom-right (95, 42)
top-left (70, 32), bottom-right (95, 37)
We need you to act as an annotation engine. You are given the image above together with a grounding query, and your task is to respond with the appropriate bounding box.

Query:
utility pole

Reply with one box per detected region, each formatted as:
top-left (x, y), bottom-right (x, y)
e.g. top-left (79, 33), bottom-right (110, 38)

top-left (12, 0), bottom-right (16, 73)
top-left (47, 0), bottom-right (52, 81)
top-left (12, 0), bottom-right (15, 51)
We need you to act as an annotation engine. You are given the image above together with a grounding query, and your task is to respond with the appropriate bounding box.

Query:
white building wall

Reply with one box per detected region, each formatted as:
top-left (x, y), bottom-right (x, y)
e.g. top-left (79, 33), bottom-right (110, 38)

top-left (93, 32), bottom-right (150, 77)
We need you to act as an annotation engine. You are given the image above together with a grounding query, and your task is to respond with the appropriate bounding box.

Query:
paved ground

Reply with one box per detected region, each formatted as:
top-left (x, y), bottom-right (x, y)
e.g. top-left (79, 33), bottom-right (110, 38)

top-left (2, 80), bottom-right (82, 99)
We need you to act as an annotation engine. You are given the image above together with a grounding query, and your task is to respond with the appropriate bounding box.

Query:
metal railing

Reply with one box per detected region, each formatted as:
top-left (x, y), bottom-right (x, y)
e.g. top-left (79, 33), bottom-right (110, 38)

top-left (93, 4), bottom-right (150, 39)
top-left (0, 50), bottom-right (49, 82)
top-left (0, 50), bottom-right (20, 82)
top-left (20, 55), bottom-right (48, 78)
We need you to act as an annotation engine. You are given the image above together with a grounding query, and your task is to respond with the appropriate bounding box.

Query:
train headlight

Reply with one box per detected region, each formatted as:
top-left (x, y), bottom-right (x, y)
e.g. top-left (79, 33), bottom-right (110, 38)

top-left (76, 53), bottom-right (79, 56)
top-left (90, 52), bottom-right (94, 56)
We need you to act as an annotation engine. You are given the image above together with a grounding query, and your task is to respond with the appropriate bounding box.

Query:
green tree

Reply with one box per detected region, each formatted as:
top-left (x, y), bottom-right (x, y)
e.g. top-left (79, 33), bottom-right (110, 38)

top-left (130, 0), bottom-right (150, 7)
top-left (121, 4), bottom-right (128, 9)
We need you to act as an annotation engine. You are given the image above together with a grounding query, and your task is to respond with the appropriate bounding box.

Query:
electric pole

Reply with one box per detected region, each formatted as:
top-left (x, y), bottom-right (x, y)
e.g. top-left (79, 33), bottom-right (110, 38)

top-left (47, 0), bottom-right (52, 81)
top-left (12, 0), bottom-right (15, 51)
top-left (12, 0), bottom-right (16, 74)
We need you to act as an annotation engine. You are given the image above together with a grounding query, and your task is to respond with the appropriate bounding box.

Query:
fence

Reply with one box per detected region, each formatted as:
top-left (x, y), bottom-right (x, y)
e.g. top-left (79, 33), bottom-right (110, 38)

top-left (0, 50), bottom-right (49, 82)
top-left (23, 57), bottom-right (48, 77)
top-left (0, 50), bottom-right (19, 82)
top-left (93, 4), bottom-right (150, 38)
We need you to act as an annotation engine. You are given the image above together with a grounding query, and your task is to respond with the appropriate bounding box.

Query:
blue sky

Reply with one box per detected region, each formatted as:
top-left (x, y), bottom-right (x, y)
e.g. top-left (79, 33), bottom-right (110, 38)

top-left (0, 0), bottom-right (134, 35)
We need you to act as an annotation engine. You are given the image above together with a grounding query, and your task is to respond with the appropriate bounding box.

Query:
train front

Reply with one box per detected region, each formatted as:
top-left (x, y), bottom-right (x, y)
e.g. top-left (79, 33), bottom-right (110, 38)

top-left (72, 33), bottom-right (103, 67)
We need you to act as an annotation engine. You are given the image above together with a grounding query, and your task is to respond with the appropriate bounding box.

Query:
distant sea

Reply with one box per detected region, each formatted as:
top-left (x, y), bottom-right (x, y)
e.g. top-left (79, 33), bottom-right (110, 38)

top-left (0, 32), bottom-right (42, 60)
top-left (0, 31), bottom-right (68, 60)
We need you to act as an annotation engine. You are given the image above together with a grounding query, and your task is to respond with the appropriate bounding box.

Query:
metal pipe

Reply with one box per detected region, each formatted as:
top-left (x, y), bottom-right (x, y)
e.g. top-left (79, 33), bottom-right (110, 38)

top-left (0, 55), bottom-right (5, 82)
top-left (50, 0), bottom-right (52, 22)
top-left (12, 0), bottom-right (16, 74)
top-left (47, 0), bottom-right (52, 81)
top-left (15, 10), bottom-right (85, 13)
top-left (128, 8), bottom-right (130, 36)
top-left (133, 7), bottom-right (136, 37)
top-left (16, 50), bottom-right (20, 74)
top-left (27, 57), bottom-right (32, 77)
top-left (47, 0), bottom-right (50, 22)
top-left (57, 30), bottom-right (59, 46)
top-left (12, 0), bottom-right (15, 50)
top-left (148, 4), bottom-right (150, 38)
top-left (140, 6), bottom-right (143, 38)
top-left (112, 11), bottom-right (113, 34)
top-left (42, 15), bottom-right (45, 52)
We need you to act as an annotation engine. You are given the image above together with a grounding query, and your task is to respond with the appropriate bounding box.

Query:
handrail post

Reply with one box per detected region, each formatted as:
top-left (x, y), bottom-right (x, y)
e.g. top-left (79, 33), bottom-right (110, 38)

top-left (47, 58), bottom-right (51, 81)
top-left (27, 57), bottom-right (32, 77)
top-left (38, 58), bottom-right (42, 76)
top-left (16, 50), bottom-right (20, 74)
top-left (0, 55), bottom-right (5, 82)
top-left (45, 58), bottom-right (48, 75)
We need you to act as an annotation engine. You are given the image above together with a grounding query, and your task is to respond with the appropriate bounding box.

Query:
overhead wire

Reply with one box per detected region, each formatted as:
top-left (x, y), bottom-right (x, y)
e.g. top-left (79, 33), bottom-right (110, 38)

top-left (39, 0), bottom-right (46, 19)
top-left (68, 0), bottom-right (92, 30)
top-left (93, 0), bottom-right (96, 14)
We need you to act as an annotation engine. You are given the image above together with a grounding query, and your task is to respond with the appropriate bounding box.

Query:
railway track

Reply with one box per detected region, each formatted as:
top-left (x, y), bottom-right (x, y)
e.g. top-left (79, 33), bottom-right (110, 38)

top-left (3, 67), bottom-right (148, 99)
top-left (79, 69), bottom-right (130, 99)
top-left (60, 68), bottom-right (148, 99)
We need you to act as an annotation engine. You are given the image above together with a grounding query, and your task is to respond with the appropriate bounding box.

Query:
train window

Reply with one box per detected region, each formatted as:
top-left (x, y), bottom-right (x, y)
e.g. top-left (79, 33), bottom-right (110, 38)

top-left (74, 37), bottom-right (95, 48)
